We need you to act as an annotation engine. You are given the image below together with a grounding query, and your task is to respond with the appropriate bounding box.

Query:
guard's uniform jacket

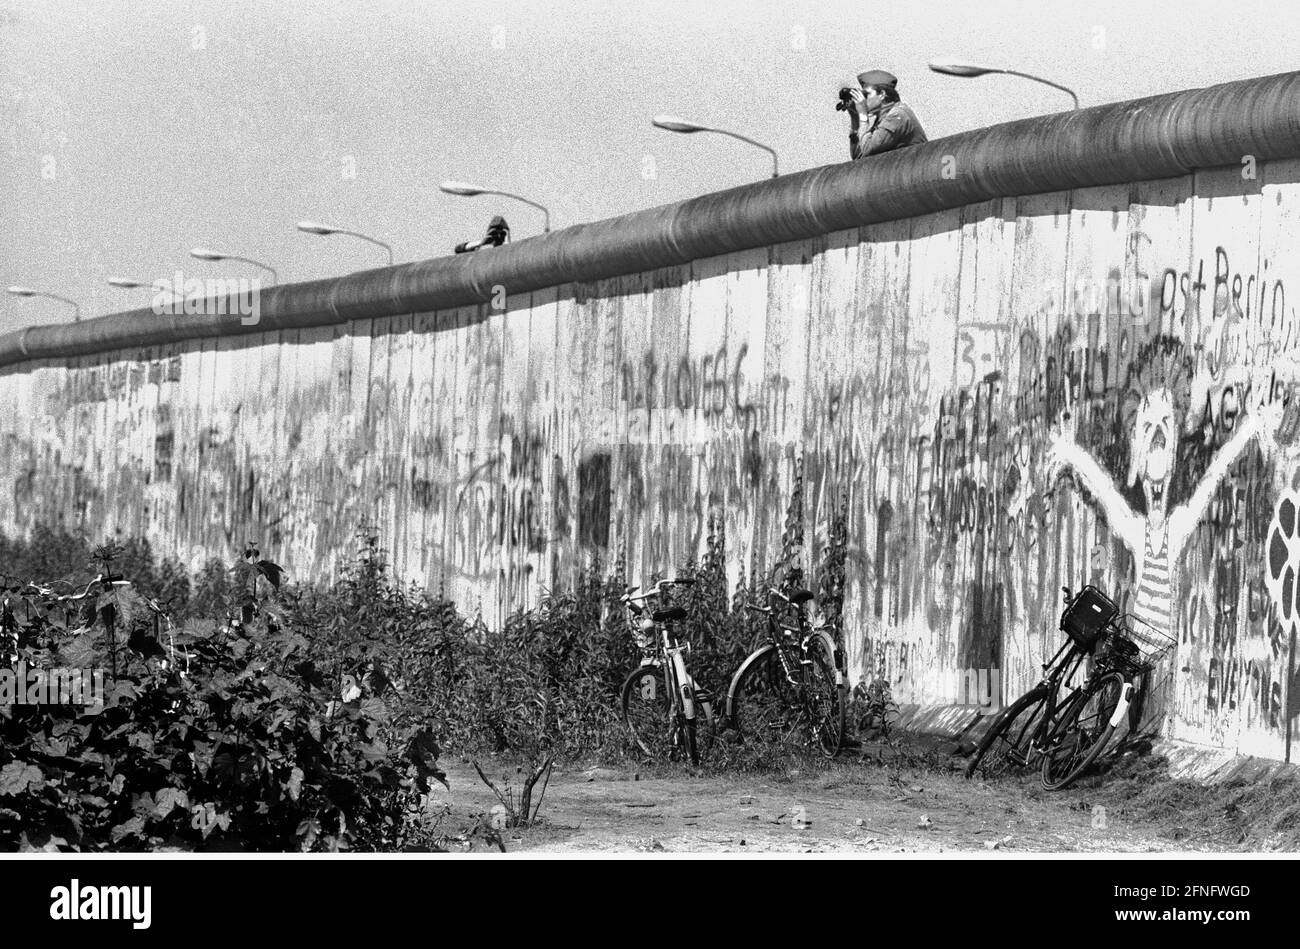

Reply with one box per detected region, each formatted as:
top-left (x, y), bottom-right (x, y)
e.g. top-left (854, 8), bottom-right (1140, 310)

top-left (850, 100), bottom-right (928, 159)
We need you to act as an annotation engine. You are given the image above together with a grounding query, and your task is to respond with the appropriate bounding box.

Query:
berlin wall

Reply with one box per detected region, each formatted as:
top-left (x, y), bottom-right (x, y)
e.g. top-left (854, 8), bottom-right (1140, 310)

top-left (4, 71), bottom-right (1300, 760)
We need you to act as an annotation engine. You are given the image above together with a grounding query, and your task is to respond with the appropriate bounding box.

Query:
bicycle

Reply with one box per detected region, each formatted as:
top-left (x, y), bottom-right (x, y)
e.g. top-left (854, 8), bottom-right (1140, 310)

top-left (0, 573), bottom-right (115, 660)
top-left (964, 584), bottom-right (1175, 790)
top-left (1, 572), bottom-right (176, 675)
top-left (618, 577), bottom-right (717, 766)
top-left (726, 586), bottom-right (847, 757)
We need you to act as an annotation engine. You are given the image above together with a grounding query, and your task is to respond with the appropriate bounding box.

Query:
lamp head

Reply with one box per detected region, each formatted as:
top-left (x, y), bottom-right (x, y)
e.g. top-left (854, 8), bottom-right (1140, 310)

top-left (439, 180), bottom-right (485, 196)
top-left (190, 247), bottom-right (225, 261)
top-left (296, 220), bottom-right (335, 235)
top-left (6, 286), bottom-right (35, 297)
top-left (652, 115), bottom-right (710, 134)
top-left (928, 59), bottom-right (998, 78)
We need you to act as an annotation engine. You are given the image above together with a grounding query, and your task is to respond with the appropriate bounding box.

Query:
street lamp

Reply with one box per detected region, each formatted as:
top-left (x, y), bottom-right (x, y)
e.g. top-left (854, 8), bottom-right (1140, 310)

top-left (6, 285), bottom-right (81, 322)
top-left (108, 277), bottom-right (157, 289)
top-left (928, 59), bottom-right (1080, 110)
top-left (439, 181), bottom-right (551, 233)
top-left (107, 277), bottom-right (181, 302)
top-left (296, 220), bottom-right (393, 265)
top-left (190, 247), bottom-right (279, 284)
top-left (652, 115), bottom-right (780, 178)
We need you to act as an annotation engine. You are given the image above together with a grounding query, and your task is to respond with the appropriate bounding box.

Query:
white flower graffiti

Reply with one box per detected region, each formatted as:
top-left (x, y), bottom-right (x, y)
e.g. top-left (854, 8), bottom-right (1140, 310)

top-left (1266, 475), bottom-right (1300, 633)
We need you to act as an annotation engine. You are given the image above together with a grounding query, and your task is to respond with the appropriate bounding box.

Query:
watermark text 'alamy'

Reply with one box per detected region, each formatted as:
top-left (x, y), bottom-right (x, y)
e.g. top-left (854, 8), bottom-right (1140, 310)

top-left (152, 271), bottom-right (261, 326)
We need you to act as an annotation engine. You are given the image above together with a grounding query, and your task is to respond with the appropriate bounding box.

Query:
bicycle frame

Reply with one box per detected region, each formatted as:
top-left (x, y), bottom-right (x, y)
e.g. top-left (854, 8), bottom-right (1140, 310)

top-left (1012, 635), bottom-right (1137, 765)
top-left (967, 586), bottom-right (1170, 790)
top-left (660, 627), bottom-right (697, 724)
top-left (622, 579), bottom-right (708, 744)
top-left (726, 588), bottom-right (841, 737)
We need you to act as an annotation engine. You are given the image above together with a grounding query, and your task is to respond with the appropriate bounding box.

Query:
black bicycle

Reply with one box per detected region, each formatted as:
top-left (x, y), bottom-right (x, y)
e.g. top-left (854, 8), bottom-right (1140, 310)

top-left (726, 586), bottom-right (847, 757)
top-left (965, 584), bottom-right (1174, 790)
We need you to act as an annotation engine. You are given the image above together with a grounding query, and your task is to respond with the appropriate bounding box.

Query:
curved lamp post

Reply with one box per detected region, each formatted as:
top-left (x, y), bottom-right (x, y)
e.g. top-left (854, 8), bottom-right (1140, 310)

top-left (439, 181), bottom-right (551, 233)
top-left (190, 247), bottom-right (278, 284)
top-left (652, 115), bottom-right (780, 178)
top-left (296, 220), bottom-right (393, 265)
top-left (928, 59), bottom-right (1080, 110)
top-left (6, 285), bottom-right (81, 321)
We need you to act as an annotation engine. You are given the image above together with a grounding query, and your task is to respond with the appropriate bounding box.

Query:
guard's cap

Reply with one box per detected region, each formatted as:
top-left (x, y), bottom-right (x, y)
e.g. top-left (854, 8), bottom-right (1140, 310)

top-left (856, 69), bottom-right (898, 89)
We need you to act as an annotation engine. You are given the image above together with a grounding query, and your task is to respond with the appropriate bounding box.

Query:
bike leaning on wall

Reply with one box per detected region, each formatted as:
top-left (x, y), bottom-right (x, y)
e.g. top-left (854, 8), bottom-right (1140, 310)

top-left (964, 585), bottom-right (1175, 790)
top-left (618, 578), bottom-right (717, 766)
top-left (726, 586), bottom-right (847, 757)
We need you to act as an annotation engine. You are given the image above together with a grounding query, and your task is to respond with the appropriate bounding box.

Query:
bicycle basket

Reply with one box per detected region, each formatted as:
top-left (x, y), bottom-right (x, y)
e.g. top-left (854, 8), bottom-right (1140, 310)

top-left (632, 616), bottom-right (657, 656)
top-left (1097, 616), bottom-right (1175, 677)
top-left (1060, 585), bottom-right (1119, 653)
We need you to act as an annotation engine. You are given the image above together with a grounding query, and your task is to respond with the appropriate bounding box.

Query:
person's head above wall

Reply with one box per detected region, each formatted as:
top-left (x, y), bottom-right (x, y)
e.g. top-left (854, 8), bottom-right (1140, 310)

top-left (857, 68), bottom-right (901, 105)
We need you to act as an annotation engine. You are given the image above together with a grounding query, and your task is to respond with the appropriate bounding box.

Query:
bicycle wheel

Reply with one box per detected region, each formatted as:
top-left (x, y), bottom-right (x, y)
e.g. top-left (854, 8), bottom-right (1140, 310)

top-left (730, 646), bottom-right (804, 753)
top-left (621, 664), bottom-right (674, 760)
top-left (964, 686), bottom-right (1051, 780)
top-left (1040, 671), bottom-right (1126, 790)
top-left (805, 637), bottom-right (845, 757)
top-left (621, 664), bottom-right (715, 763)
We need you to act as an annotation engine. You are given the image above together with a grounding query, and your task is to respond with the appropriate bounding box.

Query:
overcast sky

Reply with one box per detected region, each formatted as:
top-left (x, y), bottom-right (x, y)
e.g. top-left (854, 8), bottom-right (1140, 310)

top-left (2, 0), bottom-right (1298, 333)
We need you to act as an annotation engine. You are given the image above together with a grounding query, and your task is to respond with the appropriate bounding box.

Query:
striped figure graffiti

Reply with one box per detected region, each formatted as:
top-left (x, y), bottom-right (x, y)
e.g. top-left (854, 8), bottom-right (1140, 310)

top-left (1047, 386), bottom-right (1283, 637)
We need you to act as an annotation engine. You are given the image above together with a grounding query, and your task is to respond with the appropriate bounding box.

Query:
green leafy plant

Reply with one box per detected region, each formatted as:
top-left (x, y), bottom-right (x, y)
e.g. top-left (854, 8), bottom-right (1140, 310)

top-left (0, 617), bottom-right (447, 852)
top-left (0, 535), bottom-right (448, 853)
top-left (817, 490), bottom-right (849, 653)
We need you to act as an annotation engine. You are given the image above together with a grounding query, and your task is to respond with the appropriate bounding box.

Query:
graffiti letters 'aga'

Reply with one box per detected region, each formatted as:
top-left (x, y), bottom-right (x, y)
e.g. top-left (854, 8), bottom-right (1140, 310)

top-left (1047, 389), bottom-right (1284, 633)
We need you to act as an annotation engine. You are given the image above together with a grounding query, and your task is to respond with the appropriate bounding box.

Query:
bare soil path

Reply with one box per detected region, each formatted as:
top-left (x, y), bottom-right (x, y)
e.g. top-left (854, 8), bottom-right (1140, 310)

top-left (431, 748), bottom-right (1216, 854)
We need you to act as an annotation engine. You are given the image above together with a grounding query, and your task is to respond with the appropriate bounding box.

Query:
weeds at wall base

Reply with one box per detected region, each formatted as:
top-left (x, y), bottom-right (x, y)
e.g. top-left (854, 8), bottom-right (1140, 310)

top-left (1065, 753), bottom-right (1300, 851)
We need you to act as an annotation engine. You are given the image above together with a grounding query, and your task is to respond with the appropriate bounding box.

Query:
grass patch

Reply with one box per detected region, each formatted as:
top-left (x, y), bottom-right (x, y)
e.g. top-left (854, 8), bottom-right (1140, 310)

top-left (1067, 752), bottom-right (1300, 850)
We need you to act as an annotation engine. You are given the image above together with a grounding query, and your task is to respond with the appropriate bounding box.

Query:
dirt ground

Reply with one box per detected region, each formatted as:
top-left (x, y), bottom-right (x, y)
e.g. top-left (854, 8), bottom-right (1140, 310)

top-left (428, 741), bottom-right (1224, 854)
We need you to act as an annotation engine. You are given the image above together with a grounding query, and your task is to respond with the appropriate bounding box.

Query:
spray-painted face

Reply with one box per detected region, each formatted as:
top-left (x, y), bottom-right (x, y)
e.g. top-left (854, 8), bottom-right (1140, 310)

top-left (1128, 389), bottom-right (1177, 510)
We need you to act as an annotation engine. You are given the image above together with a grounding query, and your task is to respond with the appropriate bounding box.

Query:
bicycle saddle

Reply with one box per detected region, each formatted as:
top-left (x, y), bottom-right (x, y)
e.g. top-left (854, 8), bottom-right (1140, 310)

top-left (652, 606), bottom-right (687, 623)
top-left (791, 589), bottom-right (814, 605)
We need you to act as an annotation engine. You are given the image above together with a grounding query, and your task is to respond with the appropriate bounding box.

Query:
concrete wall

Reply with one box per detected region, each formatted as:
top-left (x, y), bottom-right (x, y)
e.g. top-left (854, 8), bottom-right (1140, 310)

top-left (5, 73), bottom-right (1300, 761)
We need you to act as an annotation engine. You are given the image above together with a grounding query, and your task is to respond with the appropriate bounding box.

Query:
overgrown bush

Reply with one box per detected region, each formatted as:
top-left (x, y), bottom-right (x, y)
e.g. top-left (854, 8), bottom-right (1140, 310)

top-left (0, 539), bottom-right (447, 852)
top-left (292, 533), bottom-right (643, 761)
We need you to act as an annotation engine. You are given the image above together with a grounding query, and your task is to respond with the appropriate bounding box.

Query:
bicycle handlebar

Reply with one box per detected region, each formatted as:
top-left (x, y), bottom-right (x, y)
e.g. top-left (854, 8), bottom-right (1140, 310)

top-left (620, 577), bottom-right (694, 604)
top-left (1, 573), bottom-right (130, 602)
